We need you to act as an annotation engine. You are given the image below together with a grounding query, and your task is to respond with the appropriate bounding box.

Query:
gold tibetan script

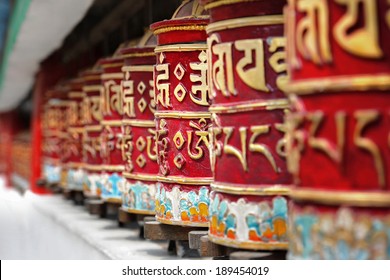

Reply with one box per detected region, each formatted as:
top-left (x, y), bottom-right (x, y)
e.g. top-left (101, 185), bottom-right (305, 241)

top-left (268, 37), bottom-right (289, 93)
top-left (147, 129), bottom-right (158, 161)
top-left (90, 96), bottom-right (102, 121)
top-left (155, 54), bottom-right (171, 108)
top-left (209, 34), bottom-right (235, 97)
top-left (235, 39), bottom-right (268, 92)
top-left (187, 119), bottom-right (211, 160)
top-left (334, 0), bottom-right (382, 58)
top-left (296, 0), bottom-right (332, 65)
top-left (122, 70), bottom-right (135, 118)
top-left (103, 80), bottom-right (122, 115)
top-left (189, 51), bottom-right (209, 106)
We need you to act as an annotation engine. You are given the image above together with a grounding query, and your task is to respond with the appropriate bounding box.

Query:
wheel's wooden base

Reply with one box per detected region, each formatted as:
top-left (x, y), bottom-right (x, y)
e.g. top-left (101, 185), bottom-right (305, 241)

top-left (189, 234), bottom-right (287, 259)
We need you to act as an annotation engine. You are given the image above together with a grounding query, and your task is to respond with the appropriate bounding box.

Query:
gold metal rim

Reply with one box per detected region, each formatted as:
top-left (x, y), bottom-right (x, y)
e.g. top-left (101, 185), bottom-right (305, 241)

top-left (204, 0), bottom-right (260, 10)
top-left (291, 188), bottom-right (390, 207)
top-left (209, 99), bottom-right (290, 113)
top-left (287, 74), bottom-right (390, 95)
top-left (83, 85), bottom-right (102, 92)
top-left (103, 197), bottom-right (122, 204)
top-left (154, 44), bottom-right (207, 53)
top-left (84, 164), bottom-right (104, 171)
top-left (101, 165), bottom-right (125, 172)
top-left (206, 15), bottom-right (284, 34)
top-left (83, 75), bottom-right (101, 81)
top-left (121, 119), bottom-right (155, 127)
top-left (154, 111), bottom-right (211, 119)
top-left (85, 125), bottom-right (102, 132)
top-left (153, 24), bottom-right (208, 35)
top-left (211, 182), bottom-right (291, 196)
top-left (156, 216), bottom-right (209, 228)
top-left (100, 62), bottom-right (123, 69)
top-left (208, 234), bottom-right (289, 250)
top-left (123, 172), bottom-right (158, 182)
top-left (157, 175), bottom-right (213, 185)
top-left (121, 207), bottom-right (155, 216)
top-left (101, 73), bottom-right (123, 80)
top-left (66, 162), bottom-right (85, 169)
top-left (122, 65), bottom-right (154, 72)
top-left (121, 52), bottom-right (155, 59)
top-left (68, 92), bottom-right (85, 98)
top-left (101, 120), bottom-right (122, 127)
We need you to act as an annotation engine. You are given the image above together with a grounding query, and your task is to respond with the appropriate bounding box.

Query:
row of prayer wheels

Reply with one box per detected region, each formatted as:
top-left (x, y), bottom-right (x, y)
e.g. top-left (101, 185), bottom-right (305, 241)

top-left (40, 0), bottom-right (390, 259)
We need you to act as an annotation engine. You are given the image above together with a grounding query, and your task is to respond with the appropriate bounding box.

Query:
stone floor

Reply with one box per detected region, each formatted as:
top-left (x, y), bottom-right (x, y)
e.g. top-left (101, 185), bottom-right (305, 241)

top-left (0, 175), bottom-right (179, 260)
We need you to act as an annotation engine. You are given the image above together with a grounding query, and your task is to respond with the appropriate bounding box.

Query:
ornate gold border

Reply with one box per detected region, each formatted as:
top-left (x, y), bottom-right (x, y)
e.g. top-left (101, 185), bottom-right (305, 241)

top-left (101, 73), bottom-right (123, 80)
top-left (209, 99), bottom-right (290, 113)
top-left (101, 165), bottom-right (125, 172)
top-left (101, 120), bottom-right (122, 127)
top-left (287, 74), bottom-right (390, 95)
top-left (156, 216), bottom-right (209, 228)
top-left (121, 52), bottom-right (155, 59)
top-left (154, 44), bottom-right (207, 53)
top-left (122, 207), bottom-right (155, 215)
top-left (211, 182), bottom-right (291, 196)
top-left (154, 111), bottom-right (211, 119)
top-left (207, 15), bottom-right (284, 34)
top-left (122, 119), bottom-right (155, 127)
top-left (292, 188), bottom-right (390, 207)
top-left (68, 92), bottom-right (85, 98)
top-left (83, 75), bottom-right (101, 81)
top-left (83, 85), bottom-right (102, 92)
top-left (85, 125), bottom-right (102, 132)
top-left (153, 25), bottom-right (208, 36)
top-left (123, 172), bottom-right (158, 182)
top-left (208, 234), bottom-right (288, 250)
top-left (204, 0), bottom-right (259, 10)
top-left (104, 197), bottom-right (122, 204)
top-left (122, 65), bottom-right (154, 72)
top-left (100, 62), bottom-right (123, 69)
top-left (157, 175), bottom-right (213, 185)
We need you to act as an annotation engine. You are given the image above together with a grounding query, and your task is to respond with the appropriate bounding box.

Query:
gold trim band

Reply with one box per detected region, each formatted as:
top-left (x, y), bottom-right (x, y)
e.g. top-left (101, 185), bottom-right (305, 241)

top-left (122, 65), bottom-right (154, 72)
top-left (211, 182), bottom-right (291, 196)
top-left (84, 164), bottom-right (103, 171)
top-left (100, 62), bottom-right (123, 69)
top-left (209, 99), bottom-right (290, 114)
top-left (204, 0), bottom-right (259, 10)
top-left (83, 75), bottom-right (101, 81)
top-left (122, 207), bottom-right (155, 215)
top-left (121, 52), bottom-right (155, 59)
top-left (122, 119), bottom-right (155, 127)
top-left (153, 25), bottom-right (207, 36)
top-left (83, 85), bottom-right (102, 92)
top-left (68, 92), bottom-right (85, 98)
top-left (67, 127), bottom-right (84, 133)
top-left (101, 120), bottom-right (122, 127)
top-left (208, 234), bottom-right (288, 250)
top-left (287, 74), bottom-right (390, 95)
top-left (292, 188), bottom-right (390, 207)
top-left (207, 15), bottom-right (284, 34)
top-left (123, 172), bottom-right (158, 182)
top-left (154, 44), bottom-right (207, 53)
top-left (156, 216), bottom-right (209, 228)
top-left (85, 125), bottom-right (102, 132)
top-left (104, 197), bottom-right (122, 204)
top-left (101, 165), bottom-right (125, 172)
top-left (154, 111), bottom-right (211, 119)
top-left (101, 73), bottom-right (123, 80)
top-left (157, 175), bottom-right (212, 185)
top-left (66, 162), bottom-right (85, 169)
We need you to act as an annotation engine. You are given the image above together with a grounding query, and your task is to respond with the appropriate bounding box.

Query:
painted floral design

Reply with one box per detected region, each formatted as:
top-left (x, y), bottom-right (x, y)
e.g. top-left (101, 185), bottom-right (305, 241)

top-left (209, 195), bottom-right (288, 244)
top-left (43, 164), bottom-right (61, 184)
top-left (122, 181), bottom-right (156, 212)
top-left (101, 172), bottom-right (124, 200)
top-left (155, 184), bottom-right (210, 224)
top-left (289, 207), bottom-right (390, 260)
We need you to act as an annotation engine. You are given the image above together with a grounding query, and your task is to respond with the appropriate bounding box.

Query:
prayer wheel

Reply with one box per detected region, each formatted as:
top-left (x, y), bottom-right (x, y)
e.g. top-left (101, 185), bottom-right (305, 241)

top-left (202, 0), bottom-right (291, 249)
top-left (120, 33), bottom-right (158, 215)
top-left (151, 0), bottom-right (212, 226)
top-left (99, 50), bottom-right (126, 204)
top-left (81, 68), bottom-right (104, 198)
top-left (65, 77), bottom-right (86, 192)
top-left (285, 0), bottom-right (390, 259)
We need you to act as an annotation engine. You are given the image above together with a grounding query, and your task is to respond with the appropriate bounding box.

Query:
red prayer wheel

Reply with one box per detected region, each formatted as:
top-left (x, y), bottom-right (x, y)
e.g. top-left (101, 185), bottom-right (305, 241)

top-left (285, 0), bottom-right (390, 259)
top-left (64, 77), bottom-right (86, 192)
top-left (202, 0), bottom-right (291, 249)
top-left (81, 68), bottom-right (104, 198)
top-left (151, 0), bottom-right (212, 226)
top-left (41, 86), bottom-right (69, 186)
top-left (120, 33), bottom-right (158, 215)
top-left (99, 49), bottom-right (126, 204)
